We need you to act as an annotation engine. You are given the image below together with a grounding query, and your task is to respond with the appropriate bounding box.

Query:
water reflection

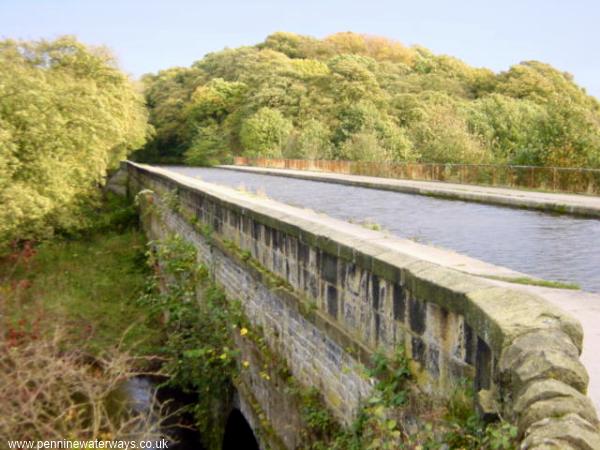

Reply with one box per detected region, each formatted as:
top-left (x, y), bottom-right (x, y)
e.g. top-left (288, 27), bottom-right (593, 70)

top-left (164, 166), bottom-right (600, 293)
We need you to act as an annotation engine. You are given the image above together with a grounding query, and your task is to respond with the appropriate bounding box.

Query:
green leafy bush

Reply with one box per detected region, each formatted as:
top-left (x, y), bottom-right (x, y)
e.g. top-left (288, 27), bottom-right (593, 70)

top-left (0, 36), bottom-right (148, 250)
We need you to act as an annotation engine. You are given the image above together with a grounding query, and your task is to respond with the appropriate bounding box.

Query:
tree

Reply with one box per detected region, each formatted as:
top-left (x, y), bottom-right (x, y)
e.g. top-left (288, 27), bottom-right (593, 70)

top-left (259, 31), bottom-right (329, 60)
top-left (139, 31), bottom-right (600, 169)
top-left (537, 97), bottom-right (600, 167)
top-left (134, 67), bottom-right (203, 162)
top-left (0, 36), bottom-right (148, 249)
top-left (497, 61), bottom-right (596, 107)
top-left (184, 124), bottom-right (230, 166)
top-left (467, 94), bottom-right (546, 164)
top-left (324, 32), bottom-right (414, 65)
top-left (403, 93), bottom-right (491, 163)
top-left (338, 132), bottom-right (393, 162)
top-left (284, 119), bottom-right (333, 159)
top-left (327, 55), bottom-right (382, 103)
top-left (239, 108), bottom-right (293, 158)
top-left (332, 101), bottom-right (415, 161)
top-left (188, 78), bottom-right (247, 123)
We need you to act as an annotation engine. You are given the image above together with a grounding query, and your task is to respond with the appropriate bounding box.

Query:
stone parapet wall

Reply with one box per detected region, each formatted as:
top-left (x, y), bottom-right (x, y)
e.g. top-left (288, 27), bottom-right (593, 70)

top-left (125, 162), bottom-right (600, 449)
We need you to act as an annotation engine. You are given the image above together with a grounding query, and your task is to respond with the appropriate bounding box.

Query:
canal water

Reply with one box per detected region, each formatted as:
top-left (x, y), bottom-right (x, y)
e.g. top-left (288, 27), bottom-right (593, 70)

top-left (162, 166), bottom-right (600, 293)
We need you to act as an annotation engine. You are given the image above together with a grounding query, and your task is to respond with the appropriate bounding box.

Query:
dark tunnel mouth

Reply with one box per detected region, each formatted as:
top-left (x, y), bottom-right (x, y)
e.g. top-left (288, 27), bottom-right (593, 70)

top-left (222, 408), bottom-right (259, 450)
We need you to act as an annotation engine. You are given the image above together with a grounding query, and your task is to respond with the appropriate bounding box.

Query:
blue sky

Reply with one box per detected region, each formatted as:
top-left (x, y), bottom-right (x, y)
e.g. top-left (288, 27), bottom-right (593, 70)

top-left (1, 0), bottom-right (599, 98)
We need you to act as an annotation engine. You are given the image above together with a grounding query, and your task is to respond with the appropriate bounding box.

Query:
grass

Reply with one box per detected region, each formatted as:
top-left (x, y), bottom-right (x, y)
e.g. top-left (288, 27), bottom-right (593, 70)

top-left (1, 201), bottom-right (161, 355)
top-left (484, 275), bottom-right (580, 290)
top-left (0, 194), bottom-right (171, 441)
top-left (348, 217), bottom-right (385, 232)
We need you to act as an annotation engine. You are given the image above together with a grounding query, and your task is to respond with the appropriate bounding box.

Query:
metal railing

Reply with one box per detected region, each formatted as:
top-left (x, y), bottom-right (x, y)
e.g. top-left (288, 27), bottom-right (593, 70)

top-left (232, 157), bottom-right (600, 195)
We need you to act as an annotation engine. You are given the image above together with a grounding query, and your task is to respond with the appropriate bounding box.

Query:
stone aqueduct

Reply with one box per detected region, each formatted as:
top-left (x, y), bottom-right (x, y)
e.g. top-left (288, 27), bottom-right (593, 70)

top-left (113, 162), bottom-right (600, 449)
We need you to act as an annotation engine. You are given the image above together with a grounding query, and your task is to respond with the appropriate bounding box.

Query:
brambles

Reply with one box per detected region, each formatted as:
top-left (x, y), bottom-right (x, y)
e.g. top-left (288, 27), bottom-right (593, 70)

top-left (0, 330), bottom-right (165, 442)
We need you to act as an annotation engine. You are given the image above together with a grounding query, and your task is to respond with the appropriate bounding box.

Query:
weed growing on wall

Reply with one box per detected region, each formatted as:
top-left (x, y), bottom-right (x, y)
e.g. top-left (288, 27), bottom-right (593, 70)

top-left (138, 235), bottom-right (244, 448)
top-left (294, 347), bottom-right (516, 449)
top-left (285, 347), bottom-right (411, 450)
top-left (431, 382), bottom-right (518, 449)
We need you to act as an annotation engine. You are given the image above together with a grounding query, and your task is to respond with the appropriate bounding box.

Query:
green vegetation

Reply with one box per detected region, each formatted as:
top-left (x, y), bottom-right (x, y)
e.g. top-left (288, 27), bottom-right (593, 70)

top-left (350, 218), bottom-right (384, 232)
top-left (293, 349), bottom-right (517, 449)
top-left (138, 235), bottom-right (245, 448)
top-left (0, 31), bottom-right (563, 448)
top-left (140, 234), bottom-right (404, 449)
top-left (484, 275), bottom-right (581, 290)
top-left (1, 194), bottom-right (158, 354)
top-left (0, 195), bottom-right (162, 441)
top-left (0, 36), bottom-right (148, 251)
top-left (136, 32), bottom-right (600, 171)
top-left (429, 381), bottom-right (518, 450)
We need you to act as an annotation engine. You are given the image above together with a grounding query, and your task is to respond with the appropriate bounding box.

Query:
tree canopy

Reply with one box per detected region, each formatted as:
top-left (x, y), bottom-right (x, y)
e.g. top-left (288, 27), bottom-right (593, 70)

top-left (135, 31), bottom-right (600, 169)
top-left (0, 36), bottom-right (148, 248)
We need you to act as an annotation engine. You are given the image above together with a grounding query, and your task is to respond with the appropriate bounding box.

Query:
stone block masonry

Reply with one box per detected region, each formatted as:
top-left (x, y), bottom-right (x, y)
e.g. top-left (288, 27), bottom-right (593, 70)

top-left (124, 162), bottom-right (600, 449)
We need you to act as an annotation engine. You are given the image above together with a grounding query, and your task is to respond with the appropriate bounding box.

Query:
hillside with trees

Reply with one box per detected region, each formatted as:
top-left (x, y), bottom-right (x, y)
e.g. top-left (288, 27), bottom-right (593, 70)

top-left (135, 32), bottom-right (600, 169)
